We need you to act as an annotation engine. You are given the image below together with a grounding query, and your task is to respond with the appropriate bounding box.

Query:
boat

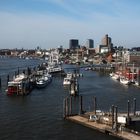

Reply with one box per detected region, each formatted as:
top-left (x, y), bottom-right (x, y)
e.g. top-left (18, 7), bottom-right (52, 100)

top-left (134, 81), bottom-right (139, 86)
top-left (46, 49), bottom-right (63, 74)
top-left (7, 73), bottom-right (31, 95)
top-left (63, 77), bottom-right (71, 85)
top-left (63, 73), bottom-right (73, 86)
top-left (120, 77), bottom-right (131, 85)
top-left (36, 73), bottom-right (52, 88)
top-left (70, 78), bottom-right (79, 96)
top-left (110, 72), bottom-right (120, 80)
top-left (47, 64), bottom-right (62, 74)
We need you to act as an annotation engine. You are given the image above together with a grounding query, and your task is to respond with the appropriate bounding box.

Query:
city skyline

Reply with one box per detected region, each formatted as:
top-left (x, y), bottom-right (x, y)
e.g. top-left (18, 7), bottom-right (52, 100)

top-left (0, 0), bottom-right (140, 49)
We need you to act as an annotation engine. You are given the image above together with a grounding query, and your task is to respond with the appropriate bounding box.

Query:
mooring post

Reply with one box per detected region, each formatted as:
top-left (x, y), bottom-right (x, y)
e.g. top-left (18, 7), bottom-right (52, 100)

top-left (127, 100), bottom-right (130, 119)
top-left (18, 67), bottom-right (19, 75)
top-left (23, 69), bottom-right (25, 74)
top-left (7, 74), bottom-right (9, 85)
top-left (15, 71), bottom-right (17, 77)
top-left (112, 105), bottom-right (114, 129)
top-left (69, 96), bottom-right (72, 116)
top-left (79, 95), bottom-right (83, 115)
top-left (66, 97), bottom-right (69, 116)
top-left (94, 96), bottom-right (97, 115)
top-left (0, 77), bottom-right (1, 88)
top-left (63, 98), bottom-right (66, 118)
top-left (133, 98), bottom-right (136, 116)
top-left (115, 106), bottom-right (118, 132)
top-left (127, 100), bottom-right (131, 125)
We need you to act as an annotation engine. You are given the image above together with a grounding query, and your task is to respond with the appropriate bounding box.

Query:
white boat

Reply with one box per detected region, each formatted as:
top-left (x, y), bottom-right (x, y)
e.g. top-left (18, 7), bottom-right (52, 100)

top-left (47, 49), bottom-right (63, 74)
top-left (36, 73), bottom-right (52, 88)
top-left (120, 77), bottom-right (131, 85)
top-left (110, 72), bottom-right (120, 80)
top-left (109, 72), bottom-right (114, 77)
top-left (112, 74), bottom-right (120, 80)
top-left (63, 77), bottom-right (71, 85)
top-left (134, 81), bottom-right (139, 86)
top-left (47, 64), bottom-right (62, 74)
top-left (63, 73), bottom-right (73, 86)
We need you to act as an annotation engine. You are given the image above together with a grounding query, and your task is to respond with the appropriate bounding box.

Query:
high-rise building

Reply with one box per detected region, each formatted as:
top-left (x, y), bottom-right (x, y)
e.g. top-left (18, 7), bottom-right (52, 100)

top-left (86, 39), bottom-right (94, 48)
top-left (101, 34), bottom-right (113, 52)
top-left (69, 39), bottom-right (79, 50)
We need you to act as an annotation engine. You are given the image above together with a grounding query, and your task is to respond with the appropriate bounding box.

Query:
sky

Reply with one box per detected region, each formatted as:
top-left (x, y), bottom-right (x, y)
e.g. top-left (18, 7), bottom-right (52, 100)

top-left (0, 0), bottom-right (140, 49)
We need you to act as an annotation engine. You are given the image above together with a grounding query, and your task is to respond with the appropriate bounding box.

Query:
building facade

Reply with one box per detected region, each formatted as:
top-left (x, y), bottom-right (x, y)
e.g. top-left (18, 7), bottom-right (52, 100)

top-left (69, 39), bottom-right (79, 50)
top-left (100, 34), bottom-right (113, 53)
top-left (86, 39), bottom-right (94, 48)
top-left (124, 51), bottom-right (140, 64)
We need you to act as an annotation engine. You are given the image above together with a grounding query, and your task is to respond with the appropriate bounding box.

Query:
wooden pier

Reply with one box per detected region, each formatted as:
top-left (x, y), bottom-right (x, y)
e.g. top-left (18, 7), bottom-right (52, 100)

top-left (66, 115), bottom-right (140, 140)
top-left (63, 96), bottom-right (140, 140)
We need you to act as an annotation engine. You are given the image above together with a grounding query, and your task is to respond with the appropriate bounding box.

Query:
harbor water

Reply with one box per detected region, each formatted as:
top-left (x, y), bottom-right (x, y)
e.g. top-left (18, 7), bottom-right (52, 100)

top-left (0, 57), bottom-right (140, 140)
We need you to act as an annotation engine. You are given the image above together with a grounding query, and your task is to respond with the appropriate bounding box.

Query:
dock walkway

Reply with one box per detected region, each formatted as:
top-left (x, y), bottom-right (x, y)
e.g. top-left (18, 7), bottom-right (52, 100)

top-left (67, 115), bottom-right (140, 140)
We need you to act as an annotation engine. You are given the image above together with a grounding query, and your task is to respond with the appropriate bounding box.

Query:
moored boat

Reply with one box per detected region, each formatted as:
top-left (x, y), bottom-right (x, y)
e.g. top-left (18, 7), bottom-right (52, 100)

top-left (36, 73), bottom-right (52, 88)
top-left (7, 73), bottom-right (31, 95)
top-left (63, 73), bottom-right (73, 86)
top-left (110, 72), bottom-right (120, 80)
top-left (120, 77), bottom-right (131, 85)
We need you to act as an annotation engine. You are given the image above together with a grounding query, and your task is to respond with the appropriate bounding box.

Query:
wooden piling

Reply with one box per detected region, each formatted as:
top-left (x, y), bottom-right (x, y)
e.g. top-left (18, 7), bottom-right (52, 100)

top-left (79, 95), bottom-right (83, 115)
top-left (15, 71), bottom-right (17, 77)
top-left (93, 96), bottom-right (97, 115)
top-left (127, 100), bottom-right (131, 125)
top-left (0, 77), bottom-right (1, 88)
top-left (133, 98), bottom-right (136, 116)
top-left (112, 105), bottom-right (114, 129)
top-left (66, 97), bottom-right (69, 116)
top-left (69, 96), bottom-right (72, 115)
top-left (115, 106), bottom-right (118, 131)
top-left (7, 74), bottom-right (9, 85)
top-left (18, 67), bottom-right (19, 75)
top-left (127, 100), bottom-right (130, 119)
top-left (63, 98), bottom-right (66, 118)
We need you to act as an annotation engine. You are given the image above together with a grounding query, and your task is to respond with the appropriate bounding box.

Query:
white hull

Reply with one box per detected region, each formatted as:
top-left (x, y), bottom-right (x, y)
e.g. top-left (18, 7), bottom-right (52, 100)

top-left (36, 73), bottom-right (52, 88)
top-left (110, 72), bottom-right (120, 80)
top-left (120, 77), bottom-right (130, 85)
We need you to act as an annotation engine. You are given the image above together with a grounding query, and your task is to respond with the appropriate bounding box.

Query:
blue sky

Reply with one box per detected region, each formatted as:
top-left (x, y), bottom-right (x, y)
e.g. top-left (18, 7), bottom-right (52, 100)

top-left (0, 0), bottom-right (140, 49)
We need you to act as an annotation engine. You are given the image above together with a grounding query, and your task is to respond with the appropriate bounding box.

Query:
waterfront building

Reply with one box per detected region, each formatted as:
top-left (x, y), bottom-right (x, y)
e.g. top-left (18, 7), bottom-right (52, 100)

top-left (69, 39), bottom-right (79, 50)
top-left (86, 39), bottom-right (94, 48)
top-left (123, 50), bottom-right (140, 64)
